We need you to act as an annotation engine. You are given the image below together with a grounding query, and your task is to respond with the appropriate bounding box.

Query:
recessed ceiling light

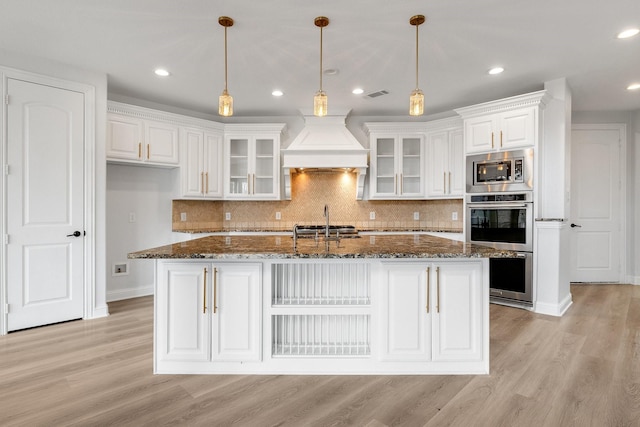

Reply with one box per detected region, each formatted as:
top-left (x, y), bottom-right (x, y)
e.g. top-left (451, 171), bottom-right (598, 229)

top-left (323, 68), bottom-right (339, 76)
top-left (488, 67), bottom-right (504, 75)
top-left (627, 83), bottom-right (640, 90)
top-left (617, 28), bottom-right (639, 39)
top-left (352, 88), bottom-right (364, 95)
top-left (154, 68), bottom-right (170, 77)
top-left (272, 90), bottom-right (284, 97)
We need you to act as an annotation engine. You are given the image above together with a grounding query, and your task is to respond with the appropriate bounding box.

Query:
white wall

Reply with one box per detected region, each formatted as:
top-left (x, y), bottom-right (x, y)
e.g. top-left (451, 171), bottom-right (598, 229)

top-left (572, 110), bottom-right (638, 284)
top-left (0, 48), bottom-right (109, 317)
top-left (106, 164), bottom-right (179, 301)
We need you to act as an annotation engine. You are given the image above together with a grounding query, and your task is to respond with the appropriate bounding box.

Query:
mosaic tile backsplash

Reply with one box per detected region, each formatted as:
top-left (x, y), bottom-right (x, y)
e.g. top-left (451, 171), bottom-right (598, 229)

top-left (173, 171), bottom-right (463, 233)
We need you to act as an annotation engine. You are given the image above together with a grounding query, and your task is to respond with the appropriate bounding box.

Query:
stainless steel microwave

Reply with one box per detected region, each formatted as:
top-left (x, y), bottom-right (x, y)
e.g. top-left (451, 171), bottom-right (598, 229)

top-left (466, 148), bottom-right (533, 193)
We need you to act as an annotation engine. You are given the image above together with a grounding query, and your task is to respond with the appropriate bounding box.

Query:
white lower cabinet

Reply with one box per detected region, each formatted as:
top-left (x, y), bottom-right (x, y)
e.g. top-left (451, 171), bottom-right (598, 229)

top-left (155, 259), bottom-right (487, 374)
top-left (380, 261), bottom-right (484, 364)
top-left (155, 261), bottom-right (261, 371)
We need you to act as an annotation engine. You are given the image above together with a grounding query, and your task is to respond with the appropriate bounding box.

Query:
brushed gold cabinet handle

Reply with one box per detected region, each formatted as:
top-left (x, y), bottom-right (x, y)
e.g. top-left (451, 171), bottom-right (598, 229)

top-left (448, 172), bottom-right (451, 194)
top-left (443, 172), bottom-right (446, 193)
top-left (205, 172), bottom-right (209, 194)
top-left (213, 267), bottom-right (218, 314)
top-left (500, 130), bottom-right (503, 148)
top-left (138, 142), bottom-right (142, 159)
top-left (491, 132), bottom-right (494, 149)
top-left (426, 267), bottom-right (430, 314)
top-left (436, 266), bottom-right (440, 313)
top-left (400, 173), bottom-right (403, 194)
top-left (201, 172), bottom-right (204, 195)
top-left (203, 267), bottom-right (207, 314)
top-left (147, 144), bottom-right (150, 159)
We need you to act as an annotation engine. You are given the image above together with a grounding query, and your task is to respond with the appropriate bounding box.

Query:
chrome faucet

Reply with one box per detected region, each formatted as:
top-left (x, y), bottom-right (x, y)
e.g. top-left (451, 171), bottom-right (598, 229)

top-left (323, 204), bottom-right (329, 239)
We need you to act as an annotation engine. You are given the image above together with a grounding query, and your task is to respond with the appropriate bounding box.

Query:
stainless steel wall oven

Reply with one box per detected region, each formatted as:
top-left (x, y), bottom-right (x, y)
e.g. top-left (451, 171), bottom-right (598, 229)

top-left (466, 192), bottom-right (533, 307)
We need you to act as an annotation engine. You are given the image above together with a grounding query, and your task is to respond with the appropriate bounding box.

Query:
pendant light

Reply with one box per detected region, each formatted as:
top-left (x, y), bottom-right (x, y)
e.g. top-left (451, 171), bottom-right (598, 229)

top-left (313, 16), bottom-right (329, 117)
top-left (409, 14), bottom-right (426, 116)
top-left (218, 16), bottom-right (234, 117)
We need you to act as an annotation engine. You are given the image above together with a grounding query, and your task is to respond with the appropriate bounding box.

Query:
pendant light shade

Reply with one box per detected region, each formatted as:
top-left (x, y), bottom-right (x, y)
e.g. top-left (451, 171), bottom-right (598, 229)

top-left (218, 16), bottom-right (234, 117)
top-left (314, 16), bottom-right (329, 117)
top-left (409, 15), bottom-right (426, 116)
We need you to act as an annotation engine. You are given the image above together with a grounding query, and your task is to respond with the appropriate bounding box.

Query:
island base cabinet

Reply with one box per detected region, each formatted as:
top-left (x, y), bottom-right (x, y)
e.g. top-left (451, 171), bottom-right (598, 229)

top-left (154, 259), bottom-right (488, 374)
top-left (155, 261), bottom-right (261, 373)
top-left (380, 261), bottom-right (486, 367)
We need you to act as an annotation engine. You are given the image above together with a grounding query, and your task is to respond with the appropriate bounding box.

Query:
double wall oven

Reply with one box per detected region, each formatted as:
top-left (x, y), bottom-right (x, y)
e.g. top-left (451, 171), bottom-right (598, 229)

top-left (466, 149), bottom-right (534, 307)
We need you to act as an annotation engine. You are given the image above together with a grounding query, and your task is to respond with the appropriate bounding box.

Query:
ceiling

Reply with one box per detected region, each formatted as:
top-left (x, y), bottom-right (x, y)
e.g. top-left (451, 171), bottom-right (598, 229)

top-left (2, 0), bottom-right (639, 118)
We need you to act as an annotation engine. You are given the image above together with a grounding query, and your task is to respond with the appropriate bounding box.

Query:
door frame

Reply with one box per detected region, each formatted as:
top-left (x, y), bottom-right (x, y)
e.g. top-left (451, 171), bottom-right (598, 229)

top-left (570, 123), bottom-right (627, 283)
top-left (0, 67), bottom-right (96, 335)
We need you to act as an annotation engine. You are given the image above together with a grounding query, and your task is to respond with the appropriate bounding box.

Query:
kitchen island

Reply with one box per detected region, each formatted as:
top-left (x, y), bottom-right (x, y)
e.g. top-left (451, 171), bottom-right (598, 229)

top-left (130, 234), bottom-right (513, 375)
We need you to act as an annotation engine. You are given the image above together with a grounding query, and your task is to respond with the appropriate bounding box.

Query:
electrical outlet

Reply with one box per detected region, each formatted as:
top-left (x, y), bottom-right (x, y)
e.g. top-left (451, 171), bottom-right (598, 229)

top-left (275, 212), bottom-right (281, 220)
top-left (180, 212), bottom-right (187, 222)
top-left (128, 212), bottom-right (136, 223)
top-left (452, 212), bottom-right (458, 221)
top-left (369, 211), bottom-right (376, 220)
top-left (413, 212), bottom-right (420, 220)
top-left (225, 212), bottom-right (231, 221)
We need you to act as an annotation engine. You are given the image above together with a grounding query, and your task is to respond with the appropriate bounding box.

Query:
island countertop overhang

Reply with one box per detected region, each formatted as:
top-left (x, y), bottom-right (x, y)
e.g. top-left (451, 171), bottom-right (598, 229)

top-left (128, 233), bottom-right (516, 260)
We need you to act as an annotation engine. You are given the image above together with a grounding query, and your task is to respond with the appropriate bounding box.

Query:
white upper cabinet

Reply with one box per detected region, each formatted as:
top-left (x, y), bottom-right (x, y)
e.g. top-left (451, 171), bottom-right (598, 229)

top-left (107, 103), bottom-right (180, 166)
top-left (425, 118), bottom-right (464, 198)
top-left (455, 90), bottom-right (549, 155)
top-left (181, 127), bottom-right (224, 198)
top-left (224, 124), bottom-right (285, 200)
top-left (365, 123), bottom-right (427, 200)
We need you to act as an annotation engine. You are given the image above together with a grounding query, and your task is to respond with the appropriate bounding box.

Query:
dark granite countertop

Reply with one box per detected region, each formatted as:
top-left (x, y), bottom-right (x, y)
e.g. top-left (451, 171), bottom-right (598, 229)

top-left (129, 234), bottom-right (515, 260)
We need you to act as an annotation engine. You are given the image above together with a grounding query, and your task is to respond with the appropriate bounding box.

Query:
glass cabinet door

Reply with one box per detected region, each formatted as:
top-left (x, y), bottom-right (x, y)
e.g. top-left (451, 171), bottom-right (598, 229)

top-left (400, 137), bottom-right (422, 195)
top-left (375, 137), bottom-right (396, 194)
top-left (229, 138), bottom-right (249, 194)
top-left (253, 138), bottom-right (275, 195)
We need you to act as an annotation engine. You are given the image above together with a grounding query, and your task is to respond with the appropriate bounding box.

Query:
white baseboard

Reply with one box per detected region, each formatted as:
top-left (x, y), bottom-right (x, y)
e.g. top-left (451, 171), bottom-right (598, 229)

top-left (90, 304), bottom-right (110, 318)
top-left (625, 275), bottom-right (640, 285)
top-left (534, 293), bottom-right (573, 317)
top-left (107, 285), bottom-right (154, 302)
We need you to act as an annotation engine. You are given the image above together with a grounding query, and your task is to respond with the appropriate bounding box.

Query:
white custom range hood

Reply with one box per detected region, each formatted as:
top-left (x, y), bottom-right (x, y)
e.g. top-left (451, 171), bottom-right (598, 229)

top-left (282, 112), bottom-right (369, 200)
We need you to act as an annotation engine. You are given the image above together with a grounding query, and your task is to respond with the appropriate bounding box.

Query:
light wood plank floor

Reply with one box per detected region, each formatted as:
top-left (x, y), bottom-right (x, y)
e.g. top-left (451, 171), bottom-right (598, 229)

top-left (1, 284), bottom-right (639, 426)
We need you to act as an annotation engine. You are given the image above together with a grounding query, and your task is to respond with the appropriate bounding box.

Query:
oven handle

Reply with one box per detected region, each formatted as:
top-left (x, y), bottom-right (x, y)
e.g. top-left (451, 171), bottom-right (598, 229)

top-left (467, 203), bottom-right (529, 209)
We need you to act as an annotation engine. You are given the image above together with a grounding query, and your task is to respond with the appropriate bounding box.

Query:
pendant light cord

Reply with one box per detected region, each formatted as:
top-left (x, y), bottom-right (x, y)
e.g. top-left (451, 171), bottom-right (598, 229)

top-left (415, 23), bottom-right (419, 90)
top-left (224, 26), bottom-right (228, 92)
top-left (319, 25), bottom-right (323, 92)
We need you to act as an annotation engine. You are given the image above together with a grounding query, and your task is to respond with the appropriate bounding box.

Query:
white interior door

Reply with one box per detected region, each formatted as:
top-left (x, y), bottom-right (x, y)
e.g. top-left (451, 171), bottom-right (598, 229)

top-left (7, 78), bottom-right (85, 331)
top-left (570, 125), bottom-right (622, 283)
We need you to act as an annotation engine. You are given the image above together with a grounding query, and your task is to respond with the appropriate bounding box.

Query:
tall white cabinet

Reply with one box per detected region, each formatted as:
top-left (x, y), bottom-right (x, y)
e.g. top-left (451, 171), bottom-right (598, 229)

top-left (425, 118), bottom-right (464, 198)
top-left (181, 127), bottom-right (224, 198)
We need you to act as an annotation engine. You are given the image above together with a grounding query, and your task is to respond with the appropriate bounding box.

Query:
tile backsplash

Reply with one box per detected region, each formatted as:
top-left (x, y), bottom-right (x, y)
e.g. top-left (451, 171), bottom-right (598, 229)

top-left (173, 171), bottom-right (463, 233)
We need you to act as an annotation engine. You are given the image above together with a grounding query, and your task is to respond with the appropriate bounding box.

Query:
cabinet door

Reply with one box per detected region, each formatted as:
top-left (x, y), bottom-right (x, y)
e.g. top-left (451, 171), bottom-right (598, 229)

top-left (181, 128), bottom-right (205, 197)
top-left (399, 136), bottom-right (424, 197)
top-left (203, 133), bottom-right (223, 198)
top-left (106, 114), bottom-right (143, 160)
top-left (448, 129), bottom-right (465, 196)
top-left (370, 137), bottom-right (397, 198)
top-left (212, 263), bottom-right (262, 362)
top-left (156, 263), bottom-right (210, 362)
top-left (432, 262), bottom-right (483, 362)
top-left (500, 107), bottom-right (536, 149)
top-left (464, 115), bottom-right (497, 154)
top-left (380, 263), bottom-right (431, 361)
top-left (145, 120), bottom-right (179, 164)
top-left (227, 137), bottom-right (250, 196)
top-left (252, 137), bottom-right (278, 198)
top-left (426, 131), bottom-right (449, 197)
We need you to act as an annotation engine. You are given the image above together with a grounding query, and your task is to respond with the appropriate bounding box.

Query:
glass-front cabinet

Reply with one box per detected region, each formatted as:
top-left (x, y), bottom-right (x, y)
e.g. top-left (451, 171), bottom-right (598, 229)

top-left (224, 124), bottom-right (285, 200)
top-left (369, 133), bottom-right (425, 199)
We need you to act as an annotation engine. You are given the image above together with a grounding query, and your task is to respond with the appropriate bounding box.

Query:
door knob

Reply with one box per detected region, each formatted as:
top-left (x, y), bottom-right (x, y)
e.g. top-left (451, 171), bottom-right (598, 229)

top-left (67, 231), bottom-right (82, 237)
top-left (570, 223), bottom-right (582, 228)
